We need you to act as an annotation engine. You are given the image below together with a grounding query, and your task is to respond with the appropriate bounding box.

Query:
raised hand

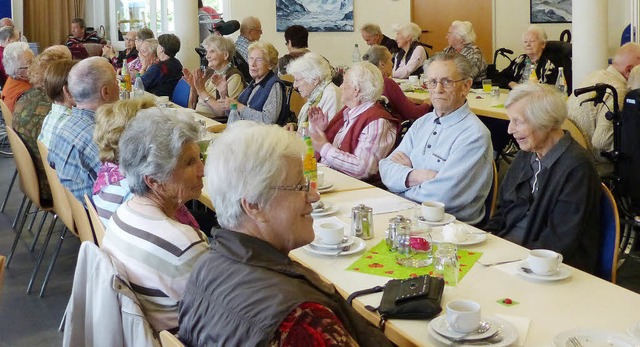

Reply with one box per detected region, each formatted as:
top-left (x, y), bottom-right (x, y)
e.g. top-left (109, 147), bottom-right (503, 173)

top-left (211, 74), bottom-right (228, 99)
top-left (308, 106), bottom-right (329, 131)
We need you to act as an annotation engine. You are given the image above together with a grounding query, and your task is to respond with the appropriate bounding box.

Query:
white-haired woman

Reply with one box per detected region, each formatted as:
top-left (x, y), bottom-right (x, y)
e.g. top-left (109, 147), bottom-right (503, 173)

top-left (443, 20), bottom-right (487, 82)
top-left (223, 41), bottom-right (288, 125)
top-left (179, 121), bottom-right (393, 346)
top-left (309, 61), bottom-right (398, 180)
top-left (1, 41), bottom-right (34, 112)
top-left (392, 22), bottom-right (427, 79)
top-left (137, 38), bottom-right (159, 75)
top-left (183, 35), bottom-right (245, 120)
top-left (101, 108), bottom-right (209, 333)
top-left (0, 25), bottom-right (20, 88)
top-left (496, 25), bottom-right (559, 89)
top-left (285, 52), bottom-right (342, 131)
top-left (485, 83), bottom-right (600, 274)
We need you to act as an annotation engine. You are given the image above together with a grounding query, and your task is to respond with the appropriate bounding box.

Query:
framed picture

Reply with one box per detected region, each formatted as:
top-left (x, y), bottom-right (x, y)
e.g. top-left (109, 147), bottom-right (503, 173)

top-left (530, 0), bottom-right (572, 23)
top-left (276, 0), bottom-right (354, 32)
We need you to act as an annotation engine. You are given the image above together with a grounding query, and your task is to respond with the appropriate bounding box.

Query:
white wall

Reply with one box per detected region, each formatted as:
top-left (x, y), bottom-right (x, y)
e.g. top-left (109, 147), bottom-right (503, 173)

top-left (223, 0), bottom-right (411, 67)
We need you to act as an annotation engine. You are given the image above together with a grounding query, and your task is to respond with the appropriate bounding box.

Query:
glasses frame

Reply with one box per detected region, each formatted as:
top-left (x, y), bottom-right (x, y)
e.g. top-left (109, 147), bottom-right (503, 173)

top-left (271, 178), bottom-right (310, 193)
top-left (425, 78), bottom-right (465, 89)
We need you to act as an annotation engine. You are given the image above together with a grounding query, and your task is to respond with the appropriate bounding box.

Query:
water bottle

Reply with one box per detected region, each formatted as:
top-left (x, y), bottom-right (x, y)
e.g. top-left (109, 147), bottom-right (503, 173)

top-left (520, 57), bottom-right (532, 84)
top-left (352, 43), bottom-right (361, 63)
top-left (228, 103), bottom-right (240, 122)
top-left (133, 73), bottom-right (145, 98)
top-left (555, 67), bottom-right (567, 94)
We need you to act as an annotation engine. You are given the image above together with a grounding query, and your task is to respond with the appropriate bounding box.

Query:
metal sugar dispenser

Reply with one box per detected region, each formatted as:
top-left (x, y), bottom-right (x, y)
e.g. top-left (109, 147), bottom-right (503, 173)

top-left (386, 215), bottom-right (412, 252)
top-left (351, 204), bottom-right (373, 240)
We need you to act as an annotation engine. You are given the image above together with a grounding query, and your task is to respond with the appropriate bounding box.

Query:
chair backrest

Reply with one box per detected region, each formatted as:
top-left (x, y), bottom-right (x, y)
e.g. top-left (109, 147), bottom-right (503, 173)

top-left (481, 160), bottom-right (498, 226)
top-left (6, 126), bottom-right (43, 206)
top-left (0, 99), bottom-right (14, 128)
top-left (561, 118), bottom-right (589, 149)
top-left (84, 194), bottom-right (106, 247)
top-left (280, 74), bottom-right (305, 120)
top-left (159, 330), bottom-right (186, 347)
top-left (598, 183), bottom-right (620, 283)
top-left (543, 40), bottom-right (573, 93)
top-left (83, 43), bottom-right (103, 57)
top-left (172, 79), bottom-right (191, 107)
top-left (37, 141), bottom-right (75, 233)
top-left (0, 255), bottom-right (5, 294)
top-left (395, 119), bottom-right (415, 148)
top-left (65, 189), bottom-right (98, 245)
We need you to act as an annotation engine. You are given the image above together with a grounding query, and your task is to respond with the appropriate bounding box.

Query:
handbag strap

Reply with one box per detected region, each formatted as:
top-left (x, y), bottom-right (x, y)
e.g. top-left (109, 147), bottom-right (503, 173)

top-left (346, 285), bottom-right (384, 305)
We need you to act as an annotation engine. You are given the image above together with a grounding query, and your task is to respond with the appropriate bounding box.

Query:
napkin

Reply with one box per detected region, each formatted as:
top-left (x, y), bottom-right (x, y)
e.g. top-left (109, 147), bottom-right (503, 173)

top-left (353, 197), bottom-right (415, 215)
top-left (494, 313), bottom-right (530, 346)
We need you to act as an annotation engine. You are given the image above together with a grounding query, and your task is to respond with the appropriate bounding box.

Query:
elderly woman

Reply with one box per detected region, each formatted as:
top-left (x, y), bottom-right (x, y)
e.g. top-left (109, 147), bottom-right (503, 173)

top-left (443, 20), bottom-right (487, 82)
top-left (0, 26), bottom-right (19, 88)
top-left (137, 38), bottom-right (159, 76)
top-left (141, 33), bottom-right (183, 98)
top-left (183, 35), bottom-right (244, 119)
top-left (128, 27), bottom-right (154, 74)
top-left (392, 22), bottom-right (427, 79)
top-left (285, 52), bottom-right (342, 131)
top-left (1, 42), bottom-right (34, 112)
top-left (13, 45), bottom-right (72, 204)
top-left (224, 41), bottom-right (288, 125)
top-left (485, 83), bottom-right (601, 273)
top-left (309, 61), bottom-right (398, 180)
top-left (364, 45), bottom-right (431, 121)
top-left (101, 108), bottom-right (209, 333)
top-left (39, 59), bottom-right (77, 148)
top-left (178, 121), bottom-right (392, 346)
top-left (102, 30), bottom-right (138, 69)
top-left (277, 25), bottom-right (310, 76)
top-left (497, 25), bottom-right (559, 89)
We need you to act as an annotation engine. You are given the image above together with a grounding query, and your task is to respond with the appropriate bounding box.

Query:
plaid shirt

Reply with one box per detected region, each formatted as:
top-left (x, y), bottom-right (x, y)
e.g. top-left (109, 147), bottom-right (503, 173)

top-left (235, 35), bottom-right (251, 61)
top-left (48, 107), bottom-right (101, 205)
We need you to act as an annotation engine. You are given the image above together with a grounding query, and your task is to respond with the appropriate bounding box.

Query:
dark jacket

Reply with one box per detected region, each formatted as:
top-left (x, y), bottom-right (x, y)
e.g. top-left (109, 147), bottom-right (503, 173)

top-left (485, 133), bottom-right (601, 273)
top-left (142, 57), bottom-right (183, 99)
top-left (495, 53), bottom-right (559, 89)
top-left (178, 229), bottom-right (392, 347)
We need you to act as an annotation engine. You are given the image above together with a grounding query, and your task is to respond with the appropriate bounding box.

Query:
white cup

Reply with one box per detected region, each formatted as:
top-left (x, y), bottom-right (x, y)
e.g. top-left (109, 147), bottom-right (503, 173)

top-left (446, 300), bottom-right (481, 333)
top-left (315, 222), bottom-right (344, 245)
top-left (317, 171), bottom-right (325, 187)
top-left (421, 201), bottom-right (445, 222)
top-left (528, 249), bottom-right (563, 275)
top-left (408, 75), bottom-right (419, 86)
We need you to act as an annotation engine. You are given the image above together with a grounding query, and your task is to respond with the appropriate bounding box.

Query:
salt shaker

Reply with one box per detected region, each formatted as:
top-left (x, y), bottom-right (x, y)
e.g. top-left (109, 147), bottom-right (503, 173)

top-left (387, 215), bottom-right (411, 252)
top-left (351, 204), bottom-right (373, 239)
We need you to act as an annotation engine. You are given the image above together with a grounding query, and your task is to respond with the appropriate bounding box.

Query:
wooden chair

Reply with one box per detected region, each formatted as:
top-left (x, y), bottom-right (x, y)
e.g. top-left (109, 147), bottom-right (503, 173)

top-left (561, 118), bottom-right (589, 150)
top-left (84, 194), bottom-right (106, 247)
top-left (0, 255), bottom-right (6, 295)
top-left (598, 183), bottom-right (621, 283)
top-left (159, 330), bottom-right (186, 347)
top-left (0, 99), bottom-right (17, 212)
top-left (280, 74), bottom-right (305, 122)
top-left (480, 160), bottom-right (499, 226)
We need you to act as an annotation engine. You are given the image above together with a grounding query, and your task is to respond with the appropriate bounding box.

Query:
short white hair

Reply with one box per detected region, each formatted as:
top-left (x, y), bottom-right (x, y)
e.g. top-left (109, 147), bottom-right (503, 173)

top-left (205, 121), bottom-right (305, 230)
top-left (505, 83), bottom-right (566, 131)
top-left (344, 61), bottom-right (383, 103)
top-left (286, 52), bottom-right (332, 85)
top-left (450, 21), bottom-right (476, 45)
top-left (524, 24), bottom-right (547, 44)
top-left (68, 56), bottom-right (116, 104)
top-left (396, 22), bottom-right (422, 42)
top-left (3, 41), bottom-right (32, 77)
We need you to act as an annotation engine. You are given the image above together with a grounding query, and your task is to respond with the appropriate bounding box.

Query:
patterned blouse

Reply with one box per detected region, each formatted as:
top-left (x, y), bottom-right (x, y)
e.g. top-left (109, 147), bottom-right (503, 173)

top-left (443, 44), bottom-right (488, 81)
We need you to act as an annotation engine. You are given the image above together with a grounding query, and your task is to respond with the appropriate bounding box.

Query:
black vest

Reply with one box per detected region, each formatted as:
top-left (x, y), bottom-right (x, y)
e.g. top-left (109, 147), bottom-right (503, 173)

top-left (394, 41), bottom-right (424, 77)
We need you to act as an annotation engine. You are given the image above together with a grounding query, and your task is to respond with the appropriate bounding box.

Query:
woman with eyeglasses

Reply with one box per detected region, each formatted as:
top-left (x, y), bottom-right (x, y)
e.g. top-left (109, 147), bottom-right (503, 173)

top-left (128, 28), bottom-right (154, 75)
top-left (442, 20), bottom-right (487, 83)
top-left (1, 41), bottom-right (34, 112)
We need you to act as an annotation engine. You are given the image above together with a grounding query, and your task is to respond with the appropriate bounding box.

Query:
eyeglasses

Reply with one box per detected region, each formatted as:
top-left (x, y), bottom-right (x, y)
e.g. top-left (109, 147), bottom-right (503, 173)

top-left (248, 57), bottom-right (266, 65)
top-left (425, 78), bottom-right (465, 89)
top-left (271, 178), bottom-right (310, 193)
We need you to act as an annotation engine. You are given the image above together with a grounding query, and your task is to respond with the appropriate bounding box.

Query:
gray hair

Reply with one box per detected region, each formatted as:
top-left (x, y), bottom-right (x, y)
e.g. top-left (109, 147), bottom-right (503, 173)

top-left (3, 41), bottom-right (33, 77)
top-left (142, 38), bottom-right (159, 58)
top-left (425, 52), bottom-right (474, 81)
top-left (396, 22), bottom-right (422, 42)
top-left (205, 120), bottom-right (305, 230)
top-left (119, 107), bottom-right (200, 196)
top-left (137, 27), bottom-right (155, 41)
top-left (525, 25), bottom-right (547, 44)
top-left (450, 21), bottom-right (476, 45)
top-left (286, 52), bottom-right (332, 85)
top-left (0, 26), bottom-right (16, 44)
top-left (505, 83), bottom-right (566, 131)
top-left (363, 45), bottom-right (391, 67)
top-left (344, 61), bottom-right (383, 103)
top-left (67, 56), bottom-right (116, 104)
top-left (360, 23), bottom-right (382, 36)
top-left (202, 35), bottom-right (236, 61)
top-left (248, 41), bottom-right (279, 68)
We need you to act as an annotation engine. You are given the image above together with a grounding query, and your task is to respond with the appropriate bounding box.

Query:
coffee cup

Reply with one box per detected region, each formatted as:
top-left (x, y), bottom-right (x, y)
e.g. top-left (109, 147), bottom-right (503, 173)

top-left (317, 171), bottom-right (325, 187)
top-left (315, 222), bottom-right (344, 245)
top-left (421, 201), bottom-right (445, 222)
top-left (446, 300), bottom-right (481, 333)
top-left (528, 249), bottom-right (563, 275)
top-left (408, 75), bottom-right (419, 86)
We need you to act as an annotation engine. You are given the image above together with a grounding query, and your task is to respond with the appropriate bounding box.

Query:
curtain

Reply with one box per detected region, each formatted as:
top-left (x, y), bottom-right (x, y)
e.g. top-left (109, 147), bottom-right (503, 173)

top-left (23, 0), bottom-right (84, 50)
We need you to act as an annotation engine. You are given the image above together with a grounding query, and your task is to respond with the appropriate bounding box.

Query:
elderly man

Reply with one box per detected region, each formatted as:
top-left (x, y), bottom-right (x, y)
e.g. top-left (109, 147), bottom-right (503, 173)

top-left (179, 121), bottom-right (392, 346)
top-left (379, 53), bottom-right (493, 225)
top-left (0, 17), bottom-right (28, 42)
top-left (360, 22), bottom-right (398, 54)
top-left (0, 26), bottom-right (19, 88)
top-left (48, 57), bottom-right (118, 204)
top-left (235, 16), bottom-right (262, 61)
top-left (65, 18), bottom-right (103, 46)
top-left (567, 42), bottom-right (640, 173)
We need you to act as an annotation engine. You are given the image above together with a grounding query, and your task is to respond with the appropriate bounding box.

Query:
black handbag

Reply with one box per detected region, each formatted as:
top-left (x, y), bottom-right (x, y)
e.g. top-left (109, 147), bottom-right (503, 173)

top-left (346, 275), bottom-right (445, 329)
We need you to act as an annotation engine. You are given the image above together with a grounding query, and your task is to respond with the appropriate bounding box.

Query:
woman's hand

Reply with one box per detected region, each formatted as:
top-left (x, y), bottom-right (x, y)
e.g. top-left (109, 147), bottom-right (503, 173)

top-left (182, 68), bottom-right (196, 88)
top-left (211, 74), bottom-right (228, 99)
top-left (310, 127), bottom-right (329, 152)
top-left (102, 45), bottom-right (116, 59)
top-left (308, 106), bottom-right (329, 132)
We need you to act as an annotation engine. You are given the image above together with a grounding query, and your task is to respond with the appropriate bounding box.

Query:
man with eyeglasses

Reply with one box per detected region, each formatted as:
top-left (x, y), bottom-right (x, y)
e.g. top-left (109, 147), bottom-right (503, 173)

top-left (235, 16), bottom-right (262, 62)
top-left (379, 52), bottom-right (493, 226)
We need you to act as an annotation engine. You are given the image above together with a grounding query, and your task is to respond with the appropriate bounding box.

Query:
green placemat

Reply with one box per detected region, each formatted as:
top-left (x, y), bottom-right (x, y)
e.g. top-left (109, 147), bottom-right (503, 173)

top-left (347, 240), bottom-right (482, 286)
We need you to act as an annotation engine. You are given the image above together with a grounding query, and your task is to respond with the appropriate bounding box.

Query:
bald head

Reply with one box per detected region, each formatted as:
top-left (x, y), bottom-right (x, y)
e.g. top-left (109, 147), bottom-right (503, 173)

top-left (0, 18), bottom-right (13, 28)
top-left (613, 43), bottom-right (640, 80)
top-left (240, 16), bottom-right (262, 41)
top-left (68, 57), bottom-right (118, 109)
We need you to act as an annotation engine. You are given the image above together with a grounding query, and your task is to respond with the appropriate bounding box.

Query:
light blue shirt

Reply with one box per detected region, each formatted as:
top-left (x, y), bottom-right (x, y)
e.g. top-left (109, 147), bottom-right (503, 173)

top-left (379, 102), bottom-right (493, 224)
top-left (38, 103), bottom-right (71, 149)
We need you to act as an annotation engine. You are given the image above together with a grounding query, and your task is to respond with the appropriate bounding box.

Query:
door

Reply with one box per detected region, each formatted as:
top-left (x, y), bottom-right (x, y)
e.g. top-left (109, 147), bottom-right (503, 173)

top-left (411, 0), bottom-right (493, 62)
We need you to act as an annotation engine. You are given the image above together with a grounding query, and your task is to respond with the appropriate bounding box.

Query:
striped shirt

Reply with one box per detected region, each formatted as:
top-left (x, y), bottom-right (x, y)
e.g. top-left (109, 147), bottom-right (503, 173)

top-left (102, 202), bottom-right (209, 332)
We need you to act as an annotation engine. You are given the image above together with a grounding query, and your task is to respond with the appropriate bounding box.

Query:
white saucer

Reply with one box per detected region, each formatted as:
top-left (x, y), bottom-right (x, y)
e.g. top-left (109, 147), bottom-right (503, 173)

top-left (310, 235), bottom-right (356, 249)
top-left (303, 237), bottom-right (365, 256)
top-left (318, 182), bottom-right (334, 193)
top-left (428, 315), bottom-right (518, 347)
top-left (430, 315), bottom-right (498, 340)
top-left (431, 231), bottom-right (488, 246)
top-left (628, 321), bottom-right (640, 340)
top-left (419, 213), bottom-right (456, 226)
top-left (311, 204), bottom-right (339, 217)
top-left (516, 260), bottom-right (571, 281)
top-left (553, 328), bottom-right (640, 347)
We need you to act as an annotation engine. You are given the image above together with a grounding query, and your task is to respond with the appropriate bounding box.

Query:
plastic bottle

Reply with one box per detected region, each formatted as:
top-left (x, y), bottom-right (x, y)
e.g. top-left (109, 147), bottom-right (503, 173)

top-left (228, 103), bottom-right (240, 122)
top-left (121, 63), bottom-right (132, 92)
top-left (352, 43), bottom-right (361, 63)
top-left (555, 67), bottom-right (567, 94)
top-left (528, 62), bottom-right (538, 83)
top-left (133, 73), bottom-right (145, 98)
top-left (520, 57), bottom-right (532, 84)
top-left (300, 122), bottom-right (318, 190)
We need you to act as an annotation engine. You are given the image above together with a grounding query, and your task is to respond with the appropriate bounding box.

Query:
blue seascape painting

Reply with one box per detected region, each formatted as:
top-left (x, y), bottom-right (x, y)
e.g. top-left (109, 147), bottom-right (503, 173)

top-left (530, 0), bottom-right (572, 23)
top-left (276, 0), bottom-right (354, 32)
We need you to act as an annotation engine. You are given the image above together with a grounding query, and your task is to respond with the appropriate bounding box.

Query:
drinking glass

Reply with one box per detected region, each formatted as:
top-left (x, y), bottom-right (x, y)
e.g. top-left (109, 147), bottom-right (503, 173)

top-left (434, 243), bottom-right (459, 285)
top-left (482, 79), bottom-right (492, 93)
top-left (395, 228), bottom-right (433, 268)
